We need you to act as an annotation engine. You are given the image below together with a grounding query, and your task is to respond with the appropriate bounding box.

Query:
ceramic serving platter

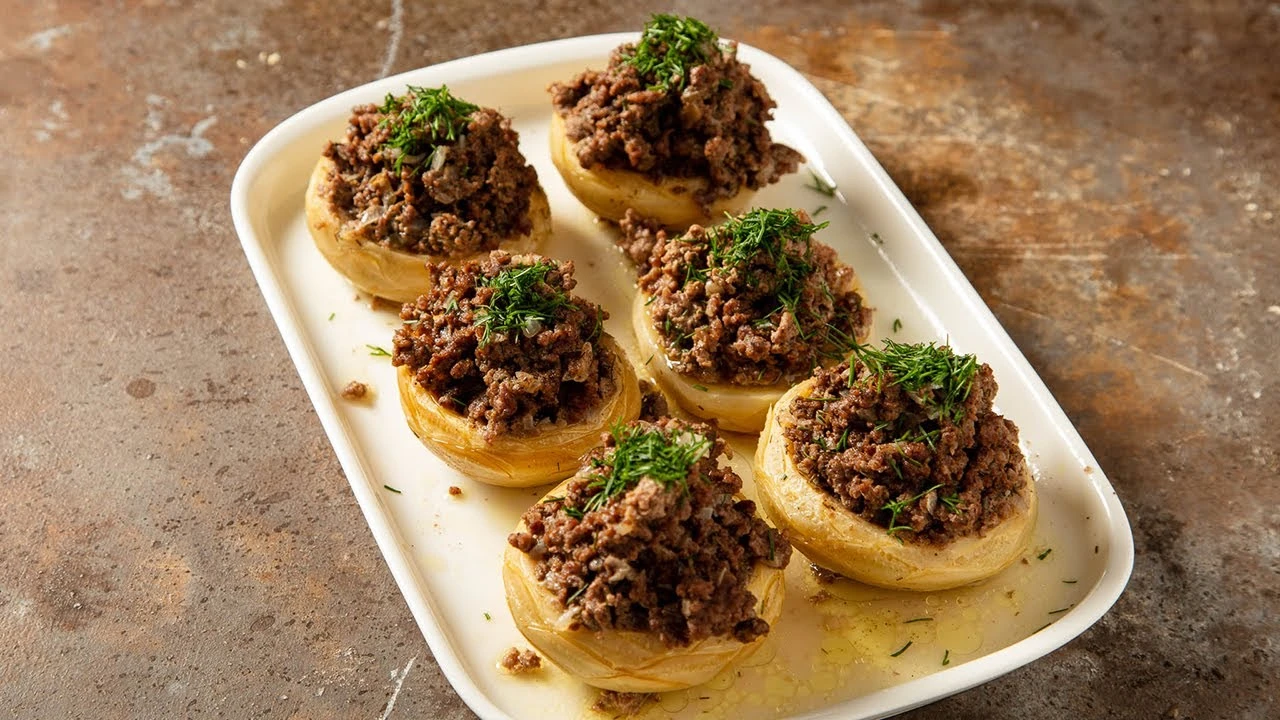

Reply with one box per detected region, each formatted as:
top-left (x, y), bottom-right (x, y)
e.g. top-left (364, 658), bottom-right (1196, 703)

top-left (230, 33), bottom-right (1133, 720)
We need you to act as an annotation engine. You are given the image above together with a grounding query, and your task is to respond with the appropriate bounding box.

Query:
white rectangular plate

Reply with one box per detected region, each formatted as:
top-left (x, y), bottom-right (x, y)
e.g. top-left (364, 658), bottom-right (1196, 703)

top-left (231, 33), bottom-right (1133, 720)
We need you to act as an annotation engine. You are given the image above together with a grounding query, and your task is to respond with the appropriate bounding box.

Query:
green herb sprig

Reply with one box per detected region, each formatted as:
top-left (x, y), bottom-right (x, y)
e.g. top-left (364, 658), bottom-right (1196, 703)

top-left (882, 483), bottom-right (943, 537)
top-left (475, 262), bottom-right (575, 345)
top-left (805, 170), bottom-right (838, 197)
top-left (578, 424), bottom-right (713, 514)
top-left (378, 85), bottom-right (479, 172)
top-left (850, 340), bottom-right (979, 424)
top-left (622, 14), bottom-right (723, 92)
top-left (705, 208), bottom-right (828, 321)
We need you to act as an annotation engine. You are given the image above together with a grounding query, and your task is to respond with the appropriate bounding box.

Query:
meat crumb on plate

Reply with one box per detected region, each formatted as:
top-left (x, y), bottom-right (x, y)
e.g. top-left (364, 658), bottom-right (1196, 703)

top-left (498, 647), bottom-right (541, 674)
top-left (340, 381), bottom-right (368, 400)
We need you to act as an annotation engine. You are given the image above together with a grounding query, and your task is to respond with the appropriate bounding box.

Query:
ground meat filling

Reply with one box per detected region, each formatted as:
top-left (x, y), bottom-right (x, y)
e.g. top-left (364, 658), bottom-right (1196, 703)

top-left (391, 252), bottom-right (615, 440)
top-left (508, 419), bottom-right (791, 647)
top-left (783, 359), bottom-right (1028, 545)
top-left (551, 38), bottom-right (802, 208)
top-left (629, 209), bottom-right (872, 386)
top-left (322, 94), bottom-right (538, 255)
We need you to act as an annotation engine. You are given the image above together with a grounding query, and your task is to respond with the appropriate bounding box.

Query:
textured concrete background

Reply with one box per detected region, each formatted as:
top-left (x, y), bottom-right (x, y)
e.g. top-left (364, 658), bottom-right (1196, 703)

top-left (1, 1), bottom-right (1276, 718)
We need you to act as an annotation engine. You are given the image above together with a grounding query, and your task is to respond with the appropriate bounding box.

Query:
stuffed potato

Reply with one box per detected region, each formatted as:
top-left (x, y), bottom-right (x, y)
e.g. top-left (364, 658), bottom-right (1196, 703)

top-left (307, 85), bottom-right (550, 302)
top-left (548, 14), bottom-right (802, 229)
top-left (503, 419), bottom-right (790, 691)
top-left (392, 252), bottom-right (640, 487)
top-left (548, 112), bottom-right (749, 229)
top-left (631, 293), bottom-right (788, 433)
top-left (397, 335), bottom-right (640, 487)
top-left (754, 342), bottom-right (1038, 591)
top-left (626, 208), bottom-right (871, 433)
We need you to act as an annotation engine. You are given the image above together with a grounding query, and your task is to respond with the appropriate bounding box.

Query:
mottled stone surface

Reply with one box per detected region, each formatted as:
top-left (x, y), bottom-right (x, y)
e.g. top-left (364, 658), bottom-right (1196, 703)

top-left (1, 1), bottom-right (1275, 718)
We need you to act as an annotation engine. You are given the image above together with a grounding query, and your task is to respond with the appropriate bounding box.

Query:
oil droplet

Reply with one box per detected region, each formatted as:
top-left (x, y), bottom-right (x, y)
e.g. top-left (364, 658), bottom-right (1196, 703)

top-left (819, 634), bottom-right (856, 664)
top-left (657, 690), bottom-right (690, 713)
top-left (765, 674), bottom-right (797, 700)
top-left (706, 669), bottom-right (737, 691)
top-left (811, 672), bottom-right (838, 693)
top-left (741, 639), bottom-right (778, 668)
top-left (937, 621), bottom-right (983, 654)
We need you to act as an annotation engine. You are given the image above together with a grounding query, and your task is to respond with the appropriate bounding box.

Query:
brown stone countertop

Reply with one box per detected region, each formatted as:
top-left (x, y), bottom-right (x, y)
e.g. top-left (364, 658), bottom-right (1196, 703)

top-left (1, 1), bottom-right (1275, 718)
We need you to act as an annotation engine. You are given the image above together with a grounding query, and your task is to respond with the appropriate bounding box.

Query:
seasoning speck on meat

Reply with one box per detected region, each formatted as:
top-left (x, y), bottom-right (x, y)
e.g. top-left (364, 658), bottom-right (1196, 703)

top-left (508, 418), bottom-right (790, 648)
top-left (321, 85), bottom-right (538, 256)
top-left (448, 486), bottom-right (463, 497)
top-left (633, 208), bottom-right (871, 385)
top-left (783, 341), bottom-right (1029, 545)
top-left (392, 252), bottom-right (616, 440)
top-left (498, 647), bottom-right (542, 674)
top-left (551, 14), bottom-right (802, 210)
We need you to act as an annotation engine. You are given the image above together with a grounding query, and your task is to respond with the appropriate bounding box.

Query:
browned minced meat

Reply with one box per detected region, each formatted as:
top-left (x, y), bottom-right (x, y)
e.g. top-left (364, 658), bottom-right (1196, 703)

top-left (551, 42), bottom-right (802, 209)
top-left (448, 486), bottom-right (463, 496)
top-left (783, 361), bottom-right (1028, 544)
top-left (810, 563), bottom-right (839, 585)
top-left (507, 419), bottom-right (790, 647)
top-left (392, 252), bottom-right (615, 440)
top-left (637, 379), bottom-right (669, 421)
top-left (321, 102), bottom-right (538, 255)
top-left (628, 210), bottom-right (872, 385)
top-left (340, 380), bottom-right (368, 400)
top-left (592, 691), bottom-right (655, 716)
top-left (498, 647), bottom-right (542, 674)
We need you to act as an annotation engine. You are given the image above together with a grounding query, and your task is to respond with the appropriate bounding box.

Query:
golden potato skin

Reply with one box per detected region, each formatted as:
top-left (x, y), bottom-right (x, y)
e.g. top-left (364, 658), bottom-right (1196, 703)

top-left (395, 335), bottom-right (641, 487)
top-left (502, 478), bottom-right (786, 692)
top-left (548, 112), bottom-right (753, 229)
top-left (631, 293), bottom-right (787, 433)
top-left (754, 380), bottom-right (1038, 591)
top-left (304, 156), bottom-right (550, 303)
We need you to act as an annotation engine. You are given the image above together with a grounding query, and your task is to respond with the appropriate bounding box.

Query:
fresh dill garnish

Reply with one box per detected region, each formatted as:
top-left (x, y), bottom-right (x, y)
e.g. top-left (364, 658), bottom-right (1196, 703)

top-left (870, 232), bottom-right (883, 244)
top-left (1048, 606), bottom-right (1072, 615)
top-left (475, 261), bottom-right (574, 345)
top-left (483, 612), bottom-right (491, 621)
top-left (692, 383), bottom-right (709, 392)
top-left (1037, 548), bottom-right (1053, 560)
top-left (703, 207), bottom-right (829, 324)
top-left (367, 344), bottom-right (392, 357)
top-left (892, 318), bottom-right (902, 333)
top-left (383, 484), bottom-right (401, 493)
top-left (564, 506), bottom-right (584, 520)
top-left (1062, 579), bottom-right (1078, 584)
top-left (566, 584), bottom-right (588, 605)
top-left (805, 169), bottom-right (837, 197)
top-left (622, 14), bottom-right (723, 92)
top-left (813, 204), bottom-right (828, 217)
top-left (579, 424), bottom-right (713, 514)
top-left (328, 312), bottom-right (336, 321)
top-left (942, 649), bottom-right (951, 665)
top-left (903, 616), bottom-right (933, 624)
top-left (849, 340), bottom-right (979, 424)
top-left (377, 85), bottom-right (479, 172)
top-left (889, 641), bottom-right (913, 657)
top-left (882, 483), bottom-right (943, 537)
top-left (941, 493), bottom-right (962, 512)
